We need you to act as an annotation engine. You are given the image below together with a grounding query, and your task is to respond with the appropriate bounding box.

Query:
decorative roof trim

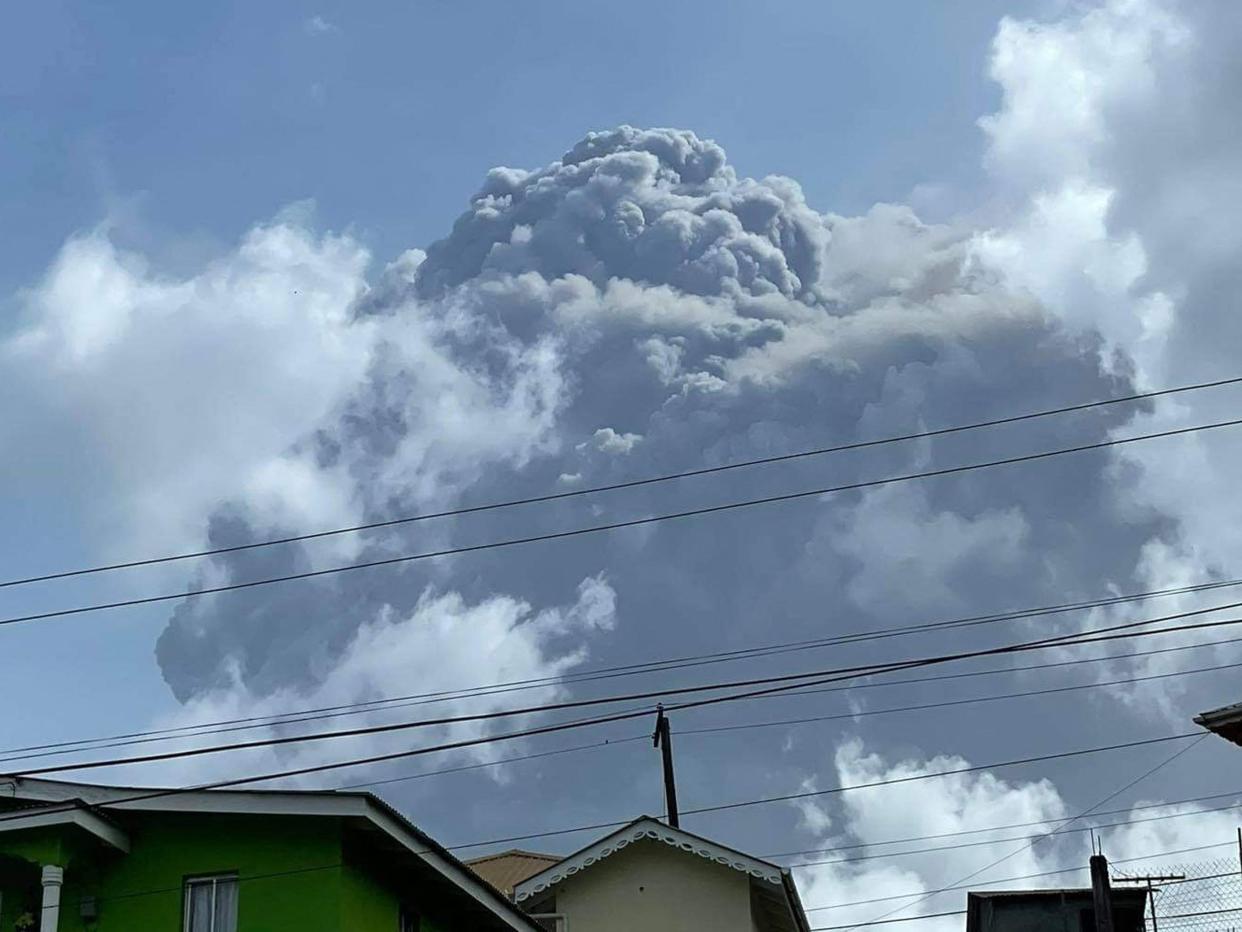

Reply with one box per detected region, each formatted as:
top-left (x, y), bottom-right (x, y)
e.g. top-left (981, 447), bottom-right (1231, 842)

top-left (514, 817), bottom-right (783, 902)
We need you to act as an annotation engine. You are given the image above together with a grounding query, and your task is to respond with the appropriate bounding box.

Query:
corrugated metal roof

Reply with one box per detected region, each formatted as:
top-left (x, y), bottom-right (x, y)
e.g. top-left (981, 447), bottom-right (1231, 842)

top-left (467, 850), bottom-right (562, 897)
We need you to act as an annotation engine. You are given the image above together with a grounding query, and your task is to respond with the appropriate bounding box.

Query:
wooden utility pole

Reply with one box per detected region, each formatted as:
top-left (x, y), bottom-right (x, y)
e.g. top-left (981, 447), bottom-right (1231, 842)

top-left (652, 705), bottom-right (680, 828)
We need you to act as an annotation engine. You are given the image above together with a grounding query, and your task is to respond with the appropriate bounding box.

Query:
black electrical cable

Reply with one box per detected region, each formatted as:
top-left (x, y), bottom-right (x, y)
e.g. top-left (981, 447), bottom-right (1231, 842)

top-left (8, 375), bottom-right (1238, 591)
top-left (679, 657), bottom-right (1242, 737)
top-left (802, 841), bottom-right (1236, 923)
top-left (45, 830), bottom-right (1241, 921)
top-left (767, 789), bottom-right (1242, 860)
top-left (441, 735), bottom-right (1204, 854)
top-left (6, 607), bottom-right (1239, 845)
top-left (11, 571), bottom-right (1242, 766)
top-left (5, 608), bottom-right (1234, 836)
top-left (16, 594), bottom-right (1242, 777)
top-left (791, 800), bottom-right (1242, 870)
top-left (5, 415), bottom-right (1242, 632)
top-left (335, 652), bottom-right (1242, 794)
top-left (847, 735), bottom-right (1209, 929)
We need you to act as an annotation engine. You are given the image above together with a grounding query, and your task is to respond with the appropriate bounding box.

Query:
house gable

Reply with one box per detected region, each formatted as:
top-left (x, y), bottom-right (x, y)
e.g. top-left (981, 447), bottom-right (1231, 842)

top-left (514, 817), bottom-right (784, 904)
top-left (513, 818), bottom-right (809, 932)
top-left (529, 835), bottom-right (759, 932)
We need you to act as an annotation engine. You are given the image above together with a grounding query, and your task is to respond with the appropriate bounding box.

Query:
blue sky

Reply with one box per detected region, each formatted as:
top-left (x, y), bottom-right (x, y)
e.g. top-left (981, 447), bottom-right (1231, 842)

top-left (0, 0), bottom-right (1041, 735)
top-left (5, 3), bottom-right (1242, 927)
top-left (1, 1), bottom-right (1036, 294)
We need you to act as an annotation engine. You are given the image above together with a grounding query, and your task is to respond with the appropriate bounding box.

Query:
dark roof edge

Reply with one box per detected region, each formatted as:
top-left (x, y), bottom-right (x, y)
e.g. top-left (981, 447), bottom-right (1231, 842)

top-left (781, 870), bottom-right (813, 932)
top-left (1194, 702), bottom-right (1242, 729)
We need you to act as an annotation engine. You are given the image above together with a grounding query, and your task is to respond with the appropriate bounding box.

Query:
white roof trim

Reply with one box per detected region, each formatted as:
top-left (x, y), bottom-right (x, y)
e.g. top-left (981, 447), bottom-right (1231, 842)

top-left (361, 801), bottom-right (538, 932)
top-left (514, 817), bottom-right (784, 903)
top-left (1, 777), bottom-right (364, 812)
top-left (0, 805), bottom-right (130, 853)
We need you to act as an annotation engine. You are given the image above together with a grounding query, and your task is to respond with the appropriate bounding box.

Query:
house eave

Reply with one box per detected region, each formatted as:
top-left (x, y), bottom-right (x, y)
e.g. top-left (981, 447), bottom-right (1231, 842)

top-left (0, 800), bottom-right (130, 853)
top-left (0, 776), bottom-right (539, 931)
top-left (513, 817), bottom-right (787, 903)
top-left (1194, 702), bottom-right (1242, 746)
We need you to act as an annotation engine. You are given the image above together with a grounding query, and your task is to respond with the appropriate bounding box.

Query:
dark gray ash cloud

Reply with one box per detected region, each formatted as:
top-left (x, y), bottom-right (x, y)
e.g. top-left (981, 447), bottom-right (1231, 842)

top-left (154, 125), bottom-right (1156, 724)
top-left (9, 1), bottom-right (1242, 912)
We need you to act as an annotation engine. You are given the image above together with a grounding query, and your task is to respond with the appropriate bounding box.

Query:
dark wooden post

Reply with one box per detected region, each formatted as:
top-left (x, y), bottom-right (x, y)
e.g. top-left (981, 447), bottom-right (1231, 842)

top-left (652, 705), bottom-right (680, 828)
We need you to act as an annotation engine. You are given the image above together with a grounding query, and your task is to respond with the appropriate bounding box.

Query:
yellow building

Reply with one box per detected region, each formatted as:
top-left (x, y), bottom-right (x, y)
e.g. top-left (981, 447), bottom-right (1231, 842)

top-left (470, 817), bottom-right (810, 932)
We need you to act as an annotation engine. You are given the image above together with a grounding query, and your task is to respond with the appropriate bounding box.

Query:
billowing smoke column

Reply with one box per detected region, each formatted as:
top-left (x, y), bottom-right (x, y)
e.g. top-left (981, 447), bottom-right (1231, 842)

top-left (148, 126), bottom-right (1146, 713)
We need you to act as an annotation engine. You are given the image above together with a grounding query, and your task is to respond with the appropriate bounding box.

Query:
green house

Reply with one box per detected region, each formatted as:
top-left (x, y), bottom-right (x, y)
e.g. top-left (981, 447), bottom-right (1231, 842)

top-left (0, 775), bottom-right (539, 932)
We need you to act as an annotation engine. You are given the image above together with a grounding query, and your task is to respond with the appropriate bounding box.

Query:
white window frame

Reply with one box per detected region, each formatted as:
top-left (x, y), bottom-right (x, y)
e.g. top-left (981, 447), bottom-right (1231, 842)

top-left (183, 873), bottom-right (239, 932)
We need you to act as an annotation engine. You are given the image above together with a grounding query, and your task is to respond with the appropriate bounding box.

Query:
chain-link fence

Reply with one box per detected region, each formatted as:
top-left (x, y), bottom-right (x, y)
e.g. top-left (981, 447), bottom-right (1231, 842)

top-left (1114, 851), bottom-right (1242, 932)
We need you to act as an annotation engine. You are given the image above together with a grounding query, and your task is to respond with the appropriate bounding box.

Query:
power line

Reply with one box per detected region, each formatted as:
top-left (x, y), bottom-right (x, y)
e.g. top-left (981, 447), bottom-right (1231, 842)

top-left (765, 631), bottom-right (1242, 703)
top-left (807, 845), bottom-right (1241, 910)
top-left (6, 645), bottom-right (1026, 776)
top-left (6, 607), bottom-right (1238, 848)
top-left (15, 596), bottom-right (1242, 777)
top-left (1162, 906), bottom-right (1242, 921)
top-left (5, 415), bottom-right (1242, 632)
top-left (330, 651), bottom-right (1242, 795)
top-left (6, 605), bottom-right (1232, 830)
top-left (804, 842), bottom-right (1236, 929)
top-left (847, 734), bottom-right (1209, 929)
top-left (793, 801), bottom-right (1242, 873)
top-left (0, 701), bottom-right (667, 826)
top-left (11, 725), bottom-right (1193, 849)
top-left (8, 375), bottom-right (1239, 592)
top-left (680, 657), bottom-right (1242, 738)
top-left (331, 655), bottom-right (1241, 810)
top-left (440, 733), bottom-right (1200, 853)
top-left (812, 911), bottom-right (966, 929)
top-left (771, 791), bottom-right (1242, 862)
top-left (341, 735), bottom-right (649, 791)
top-left (44, 828), bottom-right (1242, 923)
top-left (688, 735), bottom-right (1199, 819)
top-left (11, 572), bottom-right (1242, 766)
top-left (10, 589), bottom-right (1242, 771)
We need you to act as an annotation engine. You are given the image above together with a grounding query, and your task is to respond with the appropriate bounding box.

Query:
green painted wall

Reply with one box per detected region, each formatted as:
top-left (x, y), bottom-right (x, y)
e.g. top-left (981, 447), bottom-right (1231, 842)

top-left (338, 849), bottom-right (456, 932)
top-left (0, 813), bottom-right (345, 932)
top-left (341, 860), bottom-right (395, 932)
top-left (0, 809), bottom-right (502, 932)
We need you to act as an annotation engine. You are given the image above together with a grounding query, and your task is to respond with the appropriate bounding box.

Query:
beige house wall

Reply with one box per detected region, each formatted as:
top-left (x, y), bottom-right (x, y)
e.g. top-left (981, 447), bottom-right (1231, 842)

top-left (546, 838), bottom-right (760, 932)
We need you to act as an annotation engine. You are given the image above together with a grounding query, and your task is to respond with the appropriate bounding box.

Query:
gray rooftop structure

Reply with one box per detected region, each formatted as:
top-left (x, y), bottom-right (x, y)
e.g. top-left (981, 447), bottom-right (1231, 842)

top-left (966, 888), bottom-right (1148, 932)
top-left (1194, 701), bottom-right (1242, 746)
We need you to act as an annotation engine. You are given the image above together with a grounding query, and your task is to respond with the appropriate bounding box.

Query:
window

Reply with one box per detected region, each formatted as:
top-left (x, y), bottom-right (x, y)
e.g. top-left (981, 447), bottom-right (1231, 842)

top-left (184, 874), bottom-right (239, 932)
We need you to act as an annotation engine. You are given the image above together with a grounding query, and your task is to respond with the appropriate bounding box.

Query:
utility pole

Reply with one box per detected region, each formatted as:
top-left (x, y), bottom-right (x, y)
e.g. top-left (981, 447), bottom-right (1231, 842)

top-left (652, 705), bottom-right (680, 828)
top-left (1090, 852), bottom-right (1116, 932)
top-left (1113, 873), bottom-right (1184, 932)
